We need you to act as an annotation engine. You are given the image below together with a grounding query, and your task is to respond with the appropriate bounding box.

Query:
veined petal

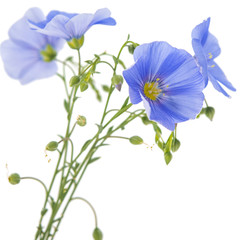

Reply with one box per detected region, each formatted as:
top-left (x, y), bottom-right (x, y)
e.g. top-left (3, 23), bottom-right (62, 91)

top-left (192, 39), bottom-right (208, 85)
top-left (203, 32), bottom-right (221, 59)
top-left (9, 9), bottom-right (48, 49)
top-left (133, 42), bottom-right (173, 78)
top-left (191, 17), bottom-right (210, 45)
top-left (20, 61), bottom-right (57, 84)
top-left (65, 14), bottom-right (94, 39)
top-left (91, 8), bottom-right (116, 26)
top-left (123, 58), bottom-right (146, 104)
top-left (142, 97), bottom-right (176, 131)
top-left (208, 61), bottom-right (236, 91)
top-left (208, 61), bottom-right (236, 97)
top-left (162, 55), bottom-right (204, 91)
top-left (29, 15), bottom-right (71, 40)
top-left (0, 40), bottom-right (40, 80)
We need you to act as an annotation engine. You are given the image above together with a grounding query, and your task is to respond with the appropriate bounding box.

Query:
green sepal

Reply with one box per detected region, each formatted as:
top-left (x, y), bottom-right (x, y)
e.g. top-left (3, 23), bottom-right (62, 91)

top-left (164, 151), bottom-right (173, 165)
top-left (205, 106), bottom-right (215, 121)
top-left (67, 36), bottom-right (84, 50)
top-left (164, 132), bottom-right (173, 153)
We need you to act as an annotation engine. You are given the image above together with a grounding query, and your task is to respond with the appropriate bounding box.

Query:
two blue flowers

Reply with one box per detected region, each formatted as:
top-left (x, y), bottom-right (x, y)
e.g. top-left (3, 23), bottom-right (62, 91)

top-left (0, 8), bottom-right (235, 131)
top-left (0, 7), bottom-right (116, 84)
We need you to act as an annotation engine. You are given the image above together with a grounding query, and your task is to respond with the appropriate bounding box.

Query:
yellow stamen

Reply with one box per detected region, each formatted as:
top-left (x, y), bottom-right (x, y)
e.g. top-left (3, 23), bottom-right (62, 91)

top-left (144, 82), bottom-right (162, 100)
top-left (208, 52), bottom-right (213, 59)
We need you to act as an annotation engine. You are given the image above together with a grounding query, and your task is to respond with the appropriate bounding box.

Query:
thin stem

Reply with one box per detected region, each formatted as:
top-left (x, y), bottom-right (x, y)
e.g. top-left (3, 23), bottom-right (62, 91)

top-left (99, 135), bottom-right (129, 141)
top-left (20, 177), bottom-right (48, 194)
top-left (71, 197), bottom-right (98, 228)
top-left (56, 59), bottom-right (76, 76)
top-left (204, 98), bottom-right (209, 107)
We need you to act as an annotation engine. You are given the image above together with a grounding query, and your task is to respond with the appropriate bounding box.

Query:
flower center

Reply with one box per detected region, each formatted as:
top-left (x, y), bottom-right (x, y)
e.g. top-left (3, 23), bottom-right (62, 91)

top-left (144, 81), bottom-right (162, 100)
top-left (40, 44), bottom-right (57, 62)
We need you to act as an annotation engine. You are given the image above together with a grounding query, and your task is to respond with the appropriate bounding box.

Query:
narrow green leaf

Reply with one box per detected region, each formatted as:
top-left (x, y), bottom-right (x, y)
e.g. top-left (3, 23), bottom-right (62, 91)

top-left (81, 139), bottom-right (92, 152)
top-left (88, 157), bottom-right (101, 164)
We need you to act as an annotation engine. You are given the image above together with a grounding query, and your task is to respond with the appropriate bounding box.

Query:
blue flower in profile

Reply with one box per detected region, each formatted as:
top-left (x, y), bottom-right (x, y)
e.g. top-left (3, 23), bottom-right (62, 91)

top-left (0, 8), bottom-right (64, 84)
top-left (28, 8), bottom-right (116, 49)
top-left (123, 42), bottom-right (205, 131)
top-left (192, 18), bottom-right (236, 97)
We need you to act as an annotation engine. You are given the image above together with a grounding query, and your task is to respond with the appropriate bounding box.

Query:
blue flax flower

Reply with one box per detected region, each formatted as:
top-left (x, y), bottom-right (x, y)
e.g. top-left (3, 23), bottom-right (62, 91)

top-left (0, 8), bottom-right (64, 84)
top-left (192, 18), bottom-right (236, 97)
top-left (28, 8), bottom-right (116, 48)
top-left (123, 41), bottom-right (205, 131)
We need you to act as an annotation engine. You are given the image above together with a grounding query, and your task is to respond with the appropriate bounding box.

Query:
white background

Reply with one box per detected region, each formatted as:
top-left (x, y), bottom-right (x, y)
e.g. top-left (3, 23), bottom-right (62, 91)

top-left (0, 0), bottom-right (251, 239)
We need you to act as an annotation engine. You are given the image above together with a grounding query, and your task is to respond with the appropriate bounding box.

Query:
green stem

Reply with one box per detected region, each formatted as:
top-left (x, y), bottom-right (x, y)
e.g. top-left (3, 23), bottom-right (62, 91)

top-left (20, 177), bottom-right (48, 194)
top-left (71, 197), bottom-right (98, 228)
top-left (204, 98), bottom-right (209, 107)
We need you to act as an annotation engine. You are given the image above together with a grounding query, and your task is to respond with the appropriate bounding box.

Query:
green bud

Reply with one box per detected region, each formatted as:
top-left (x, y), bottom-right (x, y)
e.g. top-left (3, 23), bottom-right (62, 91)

top-left (164, 151), bottom-right (172, 165)
top-left (205, 106), bottom-right (215, 121)
top-left (67, 36), bottom-right (84, 50)
top-left (8, 173), bottom-right (20, 185)
top-left (69, 76), bottom-right (80, 87)
top-left (77, 115), bottom-right (86, 127)
top-left (171, 138), bottom-right (180, 152)
top-left (40, 44), bottom-right (57, 62)
top-left (80, 82), bottom-right (89, 92)
top-left (141, 116), bottom-right (151, 125)
top-left (93, 227), bottom-right (103, 240)
top-left (129, 136), bottom-right (143, 145)
top-left (102, 85), bottom-right (110, 92)
top-left (46, 141), bottom-right (58, 151)
top-left (111, 75), bottom-right (123, 91)
top-left (128, 43), bottom-right (139, 54)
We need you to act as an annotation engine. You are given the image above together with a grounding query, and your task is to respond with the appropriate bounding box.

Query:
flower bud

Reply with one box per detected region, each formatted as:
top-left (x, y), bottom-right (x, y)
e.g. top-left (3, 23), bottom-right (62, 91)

top-left (67, 36), bottom-right (84, 50)
top-left (40, 44), bottom-right (57, 62)
top-left (171, 138), bottom-right (180, 152)
top-left (46, 141), bottom-right (58, 151)
top-left (128, 43), bottom-right (139, 54)
top-left (129, 136), bottom-right (143, 145)
top-left (80, 82), bottom-right (89, 92)
top-left (164, 151), bottom-right (172, 165)
top-left (8, 173), bottom-right (20, 185)
top-left (111, 75), bottom-right (123, 91)
top-left (141, 116), bottom-right (152, 125)
top-left (69, 76), bottom-right (80, 87)
top-left (205, 106), bottom-right (215, 121)
top-left (93, 227), bottom-right (103, 240)
top-left (77, 115), bottom-right (86, 127)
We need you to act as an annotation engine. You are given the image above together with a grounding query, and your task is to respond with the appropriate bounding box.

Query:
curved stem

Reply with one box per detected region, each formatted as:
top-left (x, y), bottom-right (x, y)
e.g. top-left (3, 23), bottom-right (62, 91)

top-left (71, 197), bottom-right (98, 228)
top-left (56, 59), bottom-right (76, 76)
top-left (20, 177), bottom-right (48, 194)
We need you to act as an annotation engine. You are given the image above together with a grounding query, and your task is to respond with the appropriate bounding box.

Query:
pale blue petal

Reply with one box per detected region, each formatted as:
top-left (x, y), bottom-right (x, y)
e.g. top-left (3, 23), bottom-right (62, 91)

top-left (208, 61), bottom-right (236, 91)
top-left (191, 18), bottom-right (210, 45)
top-left (192, 39), bottom-right (208, 85)
top-left (91, 8), bottom-right (116, 26)
top-left (161, 55), bottom-right (204, 91)
top-left (208, 74), bottom-right (230, 97)
top-left (20, 61), bottom-right (57, 84)
top-left (133, 42), bottom-right (174, 79)
top-left (203, 32), bottom-right (221, 59)
top-left (123, 58), bottom-right (146, 104)
top-left (1, 40), bottom-right (40, 80)
top-left (29, 15), bottom-right (71, 40)
top-left (65, 14), bottom-right (93, 39)
top-left (142, 96), bottom-right (176, 131)
top-left (9, 10), bottom-right (48, 49)
top-left (1, 40), bottom-right (57, 84)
